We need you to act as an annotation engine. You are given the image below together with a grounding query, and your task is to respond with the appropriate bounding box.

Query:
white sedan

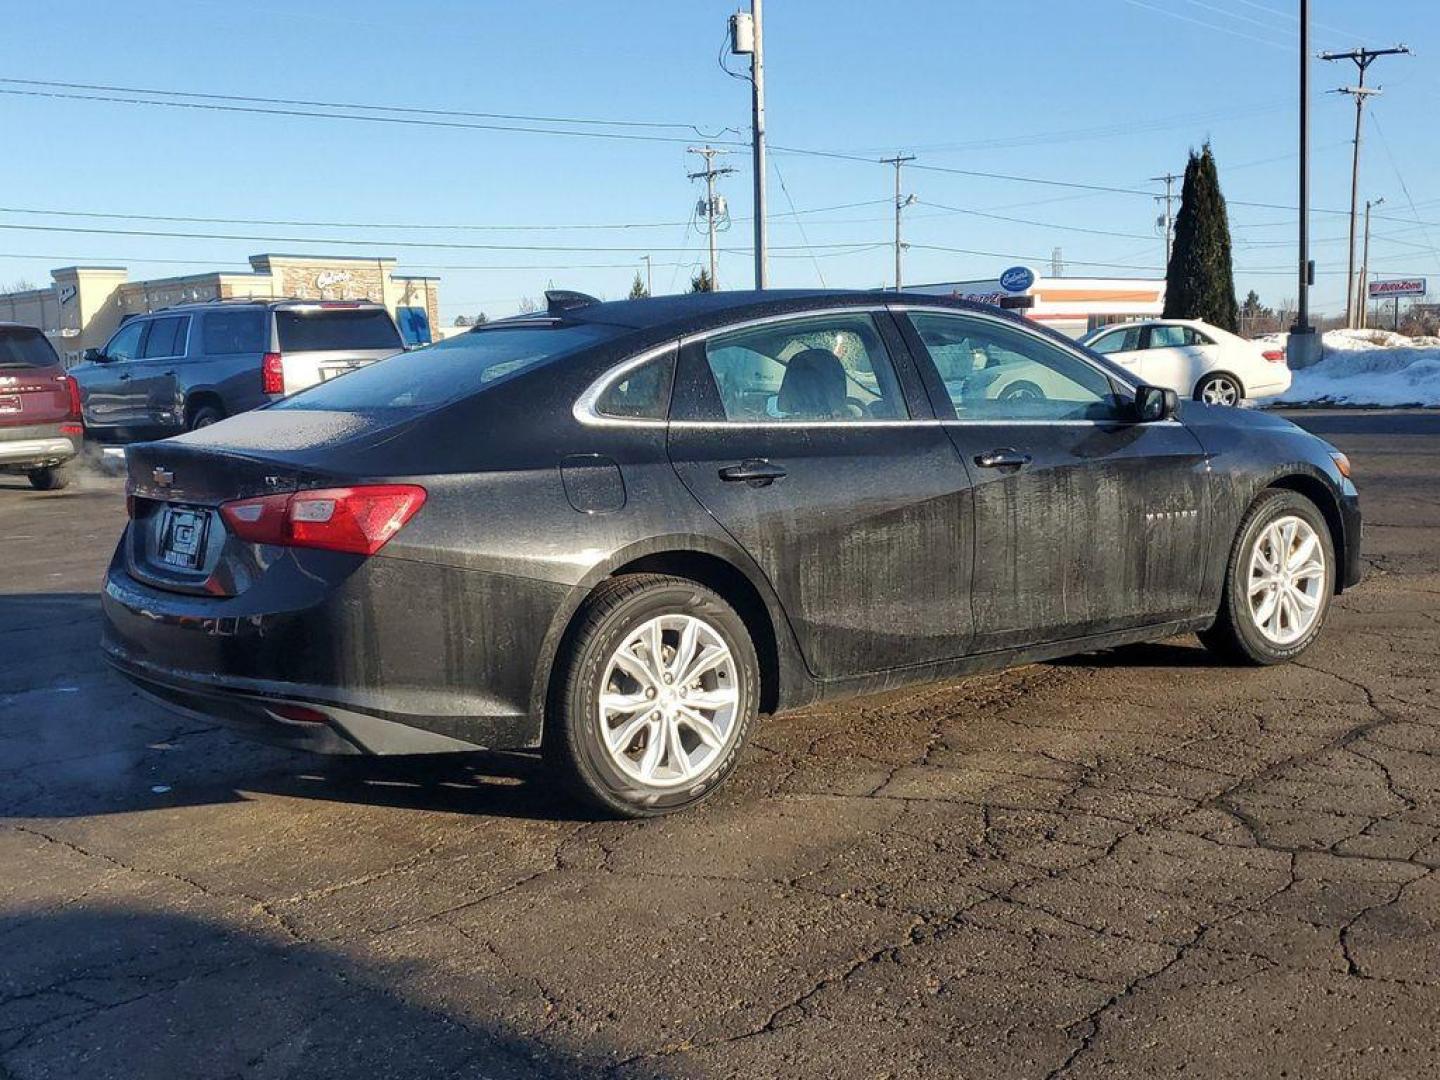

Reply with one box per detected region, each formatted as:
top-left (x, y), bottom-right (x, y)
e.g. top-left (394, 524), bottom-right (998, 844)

top-left (1080, 319), bottom-right (1291, 405)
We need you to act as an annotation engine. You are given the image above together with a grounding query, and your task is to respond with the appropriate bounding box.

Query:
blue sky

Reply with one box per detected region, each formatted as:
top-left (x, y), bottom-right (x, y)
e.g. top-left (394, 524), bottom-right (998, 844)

top-left (4, 0), bottom-right (1439, 320)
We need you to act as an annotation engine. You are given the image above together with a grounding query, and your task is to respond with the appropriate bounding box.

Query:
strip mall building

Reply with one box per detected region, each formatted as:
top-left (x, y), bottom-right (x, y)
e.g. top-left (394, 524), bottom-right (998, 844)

top-left (905, 273), bottom-right (1165, 338)
top-left (0, 254), bottom-right (441, 365)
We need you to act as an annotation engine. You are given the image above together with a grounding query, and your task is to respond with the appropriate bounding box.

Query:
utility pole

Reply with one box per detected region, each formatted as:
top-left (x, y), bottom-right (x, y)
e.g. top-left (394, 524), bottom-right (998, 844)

top-left (1323, 43), bottom-right (1409, 328)
top-left (1151, 172), bottom-right (1180, 266)
top-left (642, 255), bottom-right (653, 297)
top-left (1288, 0), bottom-right (1319, 370)
top-left (1359, 196), bottom-right (1384, 328)
top-left (880, 153), bottom-right (915, 291)
top-left (688, 146), bottom-right (735, 291)
top-left (728, 3), bottom-right (767, 289)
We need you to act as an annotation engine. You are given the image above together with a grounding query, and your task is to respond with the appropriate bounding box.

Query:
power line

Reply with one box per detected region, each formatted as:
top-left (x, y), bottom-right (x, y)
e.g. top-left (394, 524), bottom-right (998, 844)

top-left (0, 77), bottom-right (735, 135)
top-left (1117, 0), bottom-right (1293, 51)
top-left (0, 85), bottom-right (750, 150)
top-left (0, 199), bottom-right (892, 233)
top-left (918, 200), bottom-right (1153, 240)
top-left (0, 220), bottom-right (883, 254)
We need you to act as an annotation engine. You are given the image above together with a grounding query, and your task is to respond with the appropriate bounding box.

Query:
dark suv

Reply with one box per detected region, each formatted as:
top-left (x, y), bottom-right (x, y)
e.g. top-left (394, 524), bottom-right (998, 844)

top-left (0, 323), bottom-right (81, 490)
top-left (70, 299), bottom-right (404, 442)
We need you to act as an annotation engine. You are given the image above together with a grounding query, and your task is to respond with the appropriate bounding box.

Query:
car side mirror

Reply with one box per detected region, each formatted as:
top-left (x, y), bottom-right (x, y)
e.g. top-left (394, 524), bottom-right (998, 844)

top-left (83, 347), bottom-right (107, 364)
top-left (1135, 384), bottom-right (1178, 422)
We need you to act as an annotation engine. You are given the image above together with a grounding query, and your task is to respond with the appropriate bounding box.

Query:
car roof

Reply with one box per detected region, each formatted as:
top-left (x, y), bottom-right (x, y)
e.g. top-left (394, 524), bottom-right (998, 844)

top-left (141, 298), bottom-right (390, 315)
top-left (526, 288), bottom-right (1026, 337)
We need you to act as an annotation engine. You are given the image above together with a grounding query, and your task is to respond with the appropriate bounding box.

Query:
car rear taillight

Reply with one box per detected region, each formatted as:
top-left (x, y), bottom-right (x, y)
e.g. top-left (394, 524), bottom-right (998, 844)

top-left (1262, 349), bottom-right (1286, 363)
top-left (220, 485), bottom-right (426, 556)
top-left (62, 374), bottom-right (82, 419)
top-left (261, 352), bottom-right (285, 394)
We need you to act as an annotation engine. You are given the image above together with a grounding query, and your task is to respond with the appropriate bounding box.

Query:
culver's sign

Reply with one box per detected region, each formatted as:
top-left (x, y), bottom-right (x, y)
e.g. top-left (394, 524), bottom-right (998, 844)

top-left (999, 265), bottom-right (1037, 294)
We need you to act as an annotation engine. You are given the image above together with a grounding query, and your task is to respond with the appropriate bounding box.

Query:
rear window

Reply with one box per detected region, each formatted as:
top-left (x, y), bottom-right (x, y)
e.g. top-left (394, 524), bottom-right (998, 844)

top-left (202, 310), bottom-right (267, 354)
top-left (275, 308), bottom-right (402, 352)
top-left (0, 327), bottom-right (61, 370)
top-left (272, 322), bottom-right (622, 413)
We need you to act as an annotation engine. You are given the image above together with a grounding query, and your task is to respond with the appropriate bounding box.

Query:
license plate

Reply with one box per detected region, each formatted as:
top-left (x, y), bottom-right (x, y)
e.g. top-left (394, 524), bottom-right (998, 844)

top-left (158, 506), bottom-right (210, 570)
top-left (0, 395), bottom-right (19, 414)
top-left (319, 363), bottom-right (362, 382)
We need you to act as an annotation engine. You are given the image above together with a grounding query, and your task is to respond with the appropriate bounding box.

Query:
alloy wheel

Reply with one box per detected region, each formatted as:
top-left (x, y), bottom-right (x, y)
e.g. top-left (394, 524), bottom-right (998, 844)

top-left (597, 614), bottom-right (741, 789)
top-left (1246, 514), bottom-right (1326, 645)
top-left (1200, 376), bottom-right (1240, 406)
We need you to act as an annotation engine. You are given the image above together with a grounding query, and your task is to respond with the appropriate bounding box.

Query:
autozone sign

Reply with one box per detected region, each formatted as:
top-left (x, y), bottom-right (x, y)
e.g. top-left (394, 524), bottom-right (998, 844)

top-left (1369, 278), bottom-right (1426, 298)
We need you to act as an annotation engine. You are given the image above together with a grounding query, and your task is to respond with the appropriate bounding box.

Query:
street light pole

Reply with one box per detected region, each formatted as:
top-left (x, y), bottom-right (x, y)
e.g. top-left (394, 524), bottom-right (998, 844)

top-left (1288, 0), bottom-right (1319, 370)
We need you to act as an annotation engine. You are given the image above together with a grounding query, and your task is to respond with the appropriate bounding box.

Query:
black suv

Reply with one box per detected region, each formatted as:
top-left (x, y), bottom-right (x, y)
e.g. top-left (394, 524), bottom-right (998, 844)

top-left (70, 299), bottom-right (404, 441)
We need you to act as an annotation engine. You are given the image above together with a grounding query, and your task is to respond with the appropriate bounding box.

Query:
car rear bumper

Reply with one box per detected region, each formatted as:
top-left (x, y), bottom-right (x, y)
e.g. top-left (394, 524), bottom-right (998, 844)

top-left (0, 433), bottom-right (75, 470)
top-left (100, 539), bottom-right (565, 754)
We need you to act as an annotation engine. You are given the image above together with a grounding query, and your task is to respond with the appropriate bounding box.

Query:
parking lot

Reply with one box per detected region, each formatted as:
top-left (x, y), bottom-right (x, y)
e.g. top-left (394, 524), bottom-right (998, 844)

top-left (2, 409), bottom-right (1437, 1079)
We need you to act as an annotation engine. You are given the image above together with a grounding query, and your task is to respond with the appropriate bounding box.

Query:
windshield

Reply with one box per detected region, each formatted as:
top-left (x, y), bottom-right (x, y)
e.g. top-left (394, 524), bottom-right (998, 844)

top-left (272, 321), bottom-right (623, 413)
top-left (0, 327), bottom-right (61, 370)
top-left (275, 308), bottom-right (402, 352)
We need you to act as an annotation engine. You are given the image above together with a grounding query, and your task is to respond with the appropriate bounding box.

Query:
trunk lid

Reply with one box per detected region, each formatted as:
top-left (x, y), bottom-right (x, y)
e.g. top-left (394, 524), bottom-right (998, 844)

top-left (122, 408), bottom-right (395, 595)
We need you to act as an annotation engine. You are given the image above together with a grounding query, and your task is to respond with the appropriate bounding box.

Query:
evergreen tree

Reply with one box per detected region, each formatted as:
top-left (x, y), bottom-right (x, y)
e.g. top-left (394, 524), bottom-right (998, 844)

top-left (689, 267), bottom-right (714, 293)
top-left (1163, 143), bottom-right (1239, 332)
top-left (628, 272), bottom-right (649, 300)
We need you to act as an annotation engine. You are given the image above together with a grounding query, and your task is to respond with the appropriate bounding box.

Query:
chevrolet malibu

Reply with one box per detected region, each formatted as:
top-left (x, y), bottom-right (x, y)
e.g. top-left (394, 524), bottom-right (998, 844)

top-left (103, 290), bottom-right (1362, 816)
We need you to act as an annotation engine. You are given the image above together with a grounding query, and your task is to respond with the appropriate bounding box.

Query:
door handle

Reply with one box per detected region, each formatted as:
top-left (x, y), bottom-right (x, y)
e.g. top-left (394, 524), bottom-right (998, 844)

top-left (118, 372), bottom-right (132, 381)
top-left (974, 448), bottom-right (1032, 469)
top-left (718, 459), bottom-right (787, 486)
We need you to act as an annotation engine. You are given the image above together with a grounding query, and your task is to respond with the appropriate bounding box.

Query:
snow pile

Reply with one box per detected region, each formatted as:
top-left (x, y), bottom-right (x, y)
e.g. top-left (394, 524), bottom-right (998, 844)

top-left (1269, 330), bottom-right (1440, 407)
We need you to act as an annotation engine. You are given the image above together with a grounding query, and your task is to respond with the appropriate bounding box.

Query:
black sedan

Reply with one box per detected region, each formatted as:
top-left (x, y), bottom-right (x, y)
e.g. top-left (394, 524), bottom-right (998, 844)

top-left (102, 290), bottom-right (1362, 816)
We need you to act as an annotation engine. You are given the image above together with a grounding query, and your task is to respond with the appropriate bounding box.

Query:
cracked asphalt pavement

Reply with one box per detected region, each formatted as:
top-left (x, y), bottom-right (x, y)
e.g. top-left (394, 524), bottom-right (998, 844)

top-left (2, 410), bottom-right (1437, 1079)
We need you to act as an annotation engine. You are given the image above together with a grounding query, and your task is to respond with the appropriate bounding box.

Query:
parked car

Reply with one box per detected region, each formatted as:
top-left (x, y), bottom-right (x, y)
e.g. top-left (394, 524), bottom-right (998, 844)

top-left (102, 290), bottom-right (1361, 817)
top-left (1080, 318), bottom-right (1291, 405)
top-left (70, 299), bottom-right (404, 442)
top-left (0, 323), bottom-right (81, 490)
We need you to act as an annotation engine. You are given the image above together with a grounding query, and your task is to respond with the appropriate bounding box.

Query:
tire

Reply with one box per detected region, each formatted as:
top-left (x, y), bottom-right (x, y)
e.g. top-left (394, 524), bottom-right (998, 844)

top-left (1199, 489), bottom-right (1335, 665)
top-left (188, 404), bottom-right (224, 431)
top-left (546, 573), bottom-right (760, 817)
top-left (999, 380), bottom-right (1045, 402)
top-left (1194, 372), bottom-right (1242, 406)
top-left (27, 465), bottom-right (70, 491)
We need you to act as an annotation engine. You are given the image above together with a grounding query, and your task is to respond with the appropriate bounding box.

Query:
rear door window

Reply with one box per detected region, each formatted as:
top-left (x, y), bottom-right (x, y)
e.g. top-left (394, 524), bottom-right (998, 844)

top-left (202, 310), bottom-right (267, 355)
top-left (273, 321), bottom-right (622, 413)
top-left (276, 308), bottom-right (402, 352)
top-left (1147, 325), bottom-right (1188, 349)
top-left (701, 312), bottom-right (910, 422)
top-left (0, 327), bottom-right (61, 369)
top-left (140, 316), bottom-right (190, 359)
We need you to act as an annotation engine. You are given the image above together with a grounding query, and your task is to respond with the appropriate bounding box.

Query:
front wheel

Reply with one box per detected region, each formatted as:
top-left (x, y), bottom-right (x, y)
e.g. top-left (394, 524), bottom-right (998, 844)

top-left (546, 574), bottom-right (759, 817)
top-left (1195, 373), bottom-right (1242, 406)
top-left (1199, 489), bottom-right (1334, 664)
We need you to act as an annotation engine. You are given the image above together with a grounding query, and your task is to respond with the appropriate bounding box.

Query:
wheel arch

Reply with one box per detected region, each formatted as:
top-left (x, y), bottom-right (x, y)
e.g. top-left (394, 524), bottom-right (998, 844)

top-left (530, 537), bottom-right (808, 742)
top-left (183, 390), bottom-right (226, 428)
top-left (1265, 471), bottom-right (1347, 594)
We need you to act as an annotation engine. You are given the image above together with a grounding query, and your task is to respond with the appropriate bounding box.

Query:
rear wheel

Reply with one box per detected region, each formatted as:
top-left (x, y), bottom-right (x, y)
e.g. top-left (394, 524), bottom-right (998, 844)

top-left (999, 379), bottom-right (1045, 402)
top-left (188, 404), bottom-right (224, 430)
top-left (546, 574), bottom-right (759, 817)
top-left (1200, 489), bottom-right (1334, 664)
top-left (27, 465), bottom-right (70, 491)
top-left (1195, 372), bottom-right (1242, 406)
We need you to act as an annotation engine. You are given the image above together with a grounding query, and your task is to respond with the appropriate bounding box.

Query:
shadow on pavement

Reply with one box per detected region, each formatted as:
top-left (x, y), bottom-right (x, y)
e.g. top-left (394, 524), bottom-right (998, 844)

top-left (0, 907), bottom-right (620, 1078)
top-left (0, 592), bottom-right (587, 824)
top-left (1045, 638), bottom-right (1217, 668)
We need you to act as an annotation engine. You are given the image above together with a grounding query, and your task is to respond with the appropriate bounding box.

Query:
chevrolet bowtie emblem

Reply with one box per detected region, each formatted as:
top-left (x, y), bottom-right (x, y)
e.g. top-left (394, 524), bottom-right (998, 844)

top-left (152, 467), bottom-right (174, 488)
